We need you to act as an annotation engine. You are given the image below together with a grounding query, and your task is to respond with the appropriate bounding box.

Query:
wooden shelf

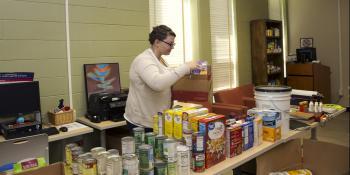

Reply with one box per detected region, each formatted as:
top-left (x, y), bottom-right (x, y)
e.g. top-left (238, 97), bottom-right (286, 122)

top-left (251, 19), bottom-right (284, 85)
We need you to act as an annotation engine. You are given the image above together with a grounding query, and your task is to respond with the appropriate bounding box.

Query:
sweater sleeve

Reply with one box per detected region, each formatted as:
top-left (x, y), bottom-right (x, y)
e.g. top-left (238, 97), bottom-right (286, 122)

top-left (136, 59), bottom-right (190, 92)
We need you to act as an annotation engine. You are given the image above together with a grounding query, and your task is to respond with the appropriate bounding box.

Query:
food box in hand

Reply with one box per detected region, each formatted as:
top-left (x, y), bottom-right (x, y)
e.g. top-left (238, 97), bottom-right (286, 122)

top-left (226, 123), bottom-right (243, 158)
top-left (199, 115), bottom-right (226, 169)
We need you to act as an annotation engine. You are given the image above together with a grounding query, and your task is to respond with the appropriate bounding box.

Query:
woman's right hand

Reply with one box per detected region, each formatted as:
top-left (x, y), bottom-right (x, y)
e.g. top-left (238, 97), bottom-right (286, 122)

top-left (185, 60), bottom-right (198, 70)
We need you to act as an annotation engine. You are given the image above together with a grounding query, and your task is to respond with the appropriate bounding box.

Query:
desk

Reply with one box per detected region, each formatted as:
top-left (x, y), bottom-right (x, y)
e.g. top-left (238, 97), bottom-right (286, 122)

top-left (77, 117), bottom-right (126, 147)
top-left (0, 122), bottom-right (93, 143)
top-left (193, 109), bottom-right (346, 175)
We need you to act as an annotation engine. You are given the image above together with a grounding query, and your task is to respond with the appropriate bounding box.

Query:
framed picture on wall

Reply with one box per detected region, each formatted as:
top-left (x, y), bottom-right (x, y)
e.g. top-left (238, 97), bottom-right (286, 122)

top-left (83, 63), bottom-right (121, 104)
top-left (300, 38), bottom-right (313, 48)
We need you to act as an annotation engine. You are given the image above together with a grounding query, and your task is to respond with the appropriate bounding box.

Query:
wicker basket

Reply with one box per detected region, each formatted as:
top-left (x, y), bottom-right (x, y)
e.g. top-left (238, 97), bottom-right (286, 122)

top-left (48, 109), bottom-right (74, 125)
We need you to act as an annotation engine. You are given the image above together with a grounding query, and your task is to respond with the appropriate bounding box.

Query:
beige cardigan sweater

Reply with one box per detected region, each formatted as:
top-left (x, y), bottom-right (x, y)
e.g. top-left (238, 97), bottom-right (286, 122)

top-left (125, 48), bottom-right (190, 128)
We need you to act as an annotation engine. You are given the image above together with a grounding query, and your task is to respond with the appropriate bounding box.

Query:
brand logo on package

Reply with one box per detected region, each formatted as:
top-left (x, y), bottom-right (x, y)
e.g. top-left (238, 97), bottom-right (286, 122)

top-left (208, 122), bottom-right (225, 139)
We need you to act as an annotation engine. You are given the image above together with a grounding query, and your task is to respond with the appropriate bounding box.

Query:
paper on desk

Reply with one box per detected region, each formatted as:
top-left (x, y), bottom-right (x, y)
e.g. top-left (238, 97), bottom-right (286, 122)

top-left (55, 122), bottom-right (87, 131)
top-left (291, 89), bottom-right (318, 96)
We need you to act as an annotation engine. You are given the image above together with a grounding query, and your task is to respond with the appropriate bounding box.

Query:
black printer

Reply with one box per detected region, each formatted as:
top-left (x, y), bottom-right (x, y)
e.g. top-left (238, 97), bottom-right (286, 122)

top-left (87, 92), bottom-right (127, 122)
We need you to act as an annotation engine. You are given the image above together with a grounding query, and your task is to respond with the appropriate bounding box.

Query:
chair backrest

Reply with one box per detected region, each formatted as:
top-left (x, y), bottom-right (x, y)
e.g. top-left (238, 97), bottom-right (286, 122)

top-left (214, 84), bottom-right (254, 105)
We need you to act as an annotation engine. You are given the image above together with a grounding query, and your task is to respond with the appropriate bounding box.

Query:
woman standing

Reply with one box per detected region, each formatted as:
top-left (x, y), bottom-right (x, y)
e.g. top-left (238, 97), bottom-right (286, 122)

top-left (124, 25), bottom-right (197, 131)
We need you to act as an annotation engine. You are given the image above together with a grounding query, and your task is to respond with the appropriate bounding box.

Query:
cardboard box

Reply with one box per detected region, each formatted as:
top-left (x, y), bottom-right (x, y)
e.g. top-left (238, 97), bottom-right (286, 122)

top-left (15, 162), bottom-right (65, 175)
top-left (172, 75), bottom-right (212, 103)
top-left (199, 115), bottom-right (226, 169)
top-left (256, 139), bottom-right (349, 175)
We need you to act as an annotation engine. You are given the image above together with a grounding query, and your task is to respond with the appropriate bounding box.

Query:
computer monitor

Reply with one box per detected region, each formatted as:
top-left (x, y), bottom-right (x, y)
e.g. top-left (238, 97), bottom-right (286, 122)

top-left (0, 81), bottom-right (41, 120)
top-left (83, 63), bottom-right (121, 105)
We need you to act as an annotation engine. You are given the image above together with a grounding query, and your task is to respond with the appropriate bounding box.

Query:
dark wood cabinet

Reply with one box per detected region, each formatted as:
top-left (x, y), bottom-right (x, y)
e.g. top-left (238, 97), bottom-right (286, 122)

top-left (287, 63), bottom-right (331, 103)
top-left (251, 19), bottom-right (284, 86)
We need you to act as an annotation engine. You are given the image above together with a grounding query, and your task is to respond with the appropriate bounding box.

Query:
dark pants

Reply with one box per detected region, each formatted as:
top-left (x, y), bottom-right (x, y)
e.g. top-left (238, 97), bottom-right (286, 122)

top-left (126, 120), bottom-right (153, 133)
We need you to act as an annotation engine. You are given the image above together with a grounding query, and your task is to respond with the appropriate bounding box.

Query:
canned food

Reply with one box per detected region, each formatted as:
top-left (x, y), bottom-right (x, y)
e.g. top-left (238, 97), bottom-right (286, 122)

top-left (91, 147), bottom-right (106, 158)
top-left (97, 151), bottom-right (109, 175)
top-left (145, 132), bottom-right (156, 149)
top-left (82, 158), bottom-right (97, 175)
top-left (122, 136), bottom-right (135, 155)
top-left (140, 168), bottom-right (154, 175)
top-left (154, 161), bottom-right (167, 175)
top-left (82, 152), bottom-right (93, 158)
top-left (65, 143), bottom-right (78, 165)
top-left (138, 144), bottom-right (154, 170)
top-left (192, 132), bottom-right (204, 153)
top-left (122, 154), bottom-right (139, 175)
top-left (133, 127), bottom-right (145, 144)
top-left (133, 127), bottom-right (145, 154)
top-left (77, 154), bottom-right (89, 175)
top-left (106, 155), bottom-right (122, 175)
top-left (163, 138), bottom-right (177, 162)
top-left (155, 135), bottom-right (166, 160)
top-left (71, 148), bottom-right (83, 175)
top-left (192, 152), bottom-right (205, 173)
top-left (107, 149), bottom-right (119, 156)
top-left (167, 161), bottom-right (177, 175)
top-left (176, 145), bottom-right (190, 175)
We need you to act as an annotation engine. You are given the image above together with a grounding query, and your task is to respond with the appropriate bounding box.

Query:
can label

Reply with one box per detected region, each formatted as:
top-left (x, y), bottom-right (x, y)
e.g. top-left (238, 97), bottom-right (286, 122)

top-left (139, 147), bottom-right (154, 169)
top-left (193, 153), bottom-right (205, 172)
top-left (167, 162), bottom-right (177, 175)
top-left (140, 169), bottom-right (154, 175)
top-left (122, 138), bottom-right (135, 155)
top-left (155, 137), bottom-right (165, 160)
top-left (192, 132), bottom-right (204, 153)
top-left (177, 151), bottom-right (191, 175)
top-left (154, 164), bottom-right (167, 175)
top-left (163, 141), bottom-right (176, 162)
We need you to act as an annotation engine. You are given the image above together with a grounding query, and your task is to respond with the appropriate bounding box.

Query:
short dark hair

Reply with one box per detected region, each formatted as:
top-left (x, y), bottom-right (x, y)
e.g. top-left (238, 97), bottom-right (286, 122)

top-left (149, 25), bottom-right (176, 45)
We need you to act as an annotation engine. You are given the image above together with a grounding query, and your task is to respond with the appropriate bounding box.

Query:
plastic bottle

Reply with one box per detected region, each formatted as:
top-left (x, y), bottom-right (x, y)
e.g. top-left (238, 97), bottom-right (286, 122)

top-left (314, 102), bottom-right (319, 113)
top-left (308, 101), bottom-right (314, 112)
top-left (318, 102), bottom-right (323, 113)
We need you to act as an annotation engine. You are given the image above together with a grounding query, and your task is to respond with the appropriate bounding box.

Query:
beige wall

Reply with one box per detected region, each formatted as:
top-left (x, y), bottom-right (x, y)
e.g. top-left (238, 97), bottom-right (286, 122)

top-left (236, 0), bottom-right (269, 85)
top-left (0, 0), bottom-right (149, 119)
top-left (0, 0), bottom-right (68, 120)
top-left (69, 0), bottom-right (149, 117)
top-left (287, 0), bottom-right (349, 105)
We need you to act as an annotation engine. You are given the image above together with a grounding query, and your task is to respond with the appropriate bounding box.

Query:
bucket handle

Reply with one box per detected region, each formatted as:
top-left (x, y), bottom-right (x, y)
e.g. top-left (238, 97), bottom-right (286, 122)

top-left (267, 96), bottom-right (290, 115)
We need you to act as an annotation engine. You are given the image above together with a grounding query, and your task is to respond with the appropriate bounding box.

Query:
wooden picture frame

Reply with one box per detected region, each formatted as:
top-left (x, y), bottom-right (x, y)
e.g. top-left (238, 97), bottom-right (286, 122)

top-left (300, 38), bottom-right (313, 48)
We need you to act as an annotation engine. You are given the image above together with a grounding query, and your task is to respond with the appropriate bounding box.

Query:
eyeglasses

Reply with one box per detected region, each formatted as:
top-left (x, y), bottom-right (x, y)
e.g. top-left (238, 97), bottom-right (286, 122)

top-left (160, 40), bottom-right (176, 48)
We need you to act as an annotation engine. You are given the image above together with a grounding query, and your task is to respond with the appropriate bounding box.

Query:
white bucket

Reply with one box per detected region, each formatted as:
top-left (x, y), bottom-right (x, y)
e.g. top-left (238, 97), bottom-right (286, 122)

top-left (254, 86), bottom-right (292, 138)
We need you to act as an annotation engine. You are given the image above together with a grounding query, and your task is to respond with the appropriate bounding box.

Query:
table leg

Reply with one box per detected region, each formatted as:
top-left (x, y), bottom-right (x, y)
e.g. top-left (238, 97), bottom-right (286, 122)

top-left (100, 130), bottom-right (106, 148)
top-left (310, 128), bottom-right (317, 140)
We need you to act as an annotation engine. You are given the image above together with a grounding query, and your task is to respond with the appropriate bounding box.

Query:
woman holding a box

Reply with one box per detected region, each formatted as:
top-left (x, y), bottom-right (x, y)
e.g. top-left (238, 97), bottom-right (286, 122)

top-left (124, 25), bottom-right (197, 132)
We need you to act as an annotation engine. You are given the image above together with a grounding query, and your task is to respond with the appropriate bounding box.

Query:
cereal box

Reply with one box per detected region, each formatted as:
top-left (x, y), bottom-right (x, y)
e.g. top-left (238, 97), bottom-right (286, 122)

top-left (164, 109), bottom-right (174, 138)
top-left (226, 123), bottom-right (243, 158)
top-left (198, 115), bottom-right (226, 169)
top-left (253, 116), bottom-right (263, 146)
top-left (242, 121), bottom-right (254, 151)
top-left (182, 108), bottom-right (208, 132)
top-left (190, 113), bottom-right (215, 132)
top-left (173, 107), bottom-right (193, 140)
top-left (263, 126), bottom-right (281, 142)
top-left (262, 110), bottom-right (281, 142)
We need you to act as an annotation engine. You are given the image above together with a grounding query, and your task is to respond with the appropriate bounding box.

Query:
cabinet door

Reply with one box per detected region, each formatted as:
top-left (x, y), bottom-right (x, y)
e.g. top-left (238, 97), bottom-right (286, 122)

top-left (287, 76), bottom-right (314, 90)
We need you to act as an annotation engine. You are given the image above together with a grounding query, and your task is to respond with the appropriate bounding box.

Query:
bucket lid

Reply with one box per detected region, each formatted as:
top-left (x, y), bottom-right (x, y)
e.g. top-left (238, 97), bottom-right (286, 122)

top-left (255, 85), bottom-right (292, 92)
